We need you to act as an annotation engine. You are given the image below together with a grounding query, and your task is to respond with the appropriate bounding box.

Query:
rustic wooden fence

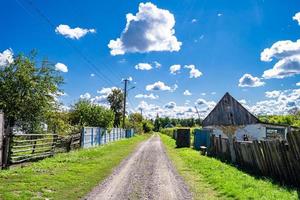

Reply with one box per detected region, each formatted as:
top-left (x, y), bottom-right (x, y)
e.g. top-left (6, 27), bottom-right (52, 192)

top-left (209, 131), bottom-right (300, 187)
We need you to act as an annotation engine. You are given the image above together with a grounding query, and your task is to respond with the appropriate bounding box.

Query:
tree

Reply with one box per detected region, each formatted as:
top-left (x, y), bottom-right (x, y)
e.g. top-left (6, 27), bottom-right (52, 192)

top-left (69, 100), bottom-right (114, 128)
top-left (107, 88), bottom-right (124, 127)
top-left (0, 52), bottom-right (63, 133)
top-left (128, 113), bottom-right (143, 133)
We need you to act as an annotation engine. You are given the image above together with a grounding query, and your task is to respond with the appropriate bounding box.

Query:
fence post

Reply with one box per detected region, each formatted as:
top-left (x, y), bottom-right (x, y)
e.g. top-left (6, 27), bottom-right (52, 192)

top-left (0, 111), bottom-right (4, 169)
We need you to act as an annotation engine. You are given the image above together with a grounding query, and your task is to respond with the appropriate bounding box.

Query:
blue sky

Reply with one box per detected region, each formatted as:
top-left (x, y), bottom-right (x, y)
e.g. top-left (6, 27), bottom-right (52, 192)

top-left (1, 0), bottom-right (300, 118)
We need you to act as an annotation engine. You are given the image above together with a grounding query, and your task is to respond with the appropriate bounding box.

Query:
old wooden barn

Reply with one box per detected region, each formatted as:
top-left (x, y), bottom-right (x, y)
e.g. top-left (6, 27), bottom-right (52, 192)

top-left (202, 92), bottom-right (298, 141)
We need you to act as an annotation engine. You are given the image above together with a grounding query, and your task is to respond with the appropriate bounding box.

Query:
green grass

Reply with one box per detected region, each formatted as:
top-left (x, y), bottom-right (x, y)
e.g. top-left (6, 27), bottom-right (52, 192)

top-left (160, 134), bottom-right (299, 200)
top-left (0, 134), bottom-right (150, 200)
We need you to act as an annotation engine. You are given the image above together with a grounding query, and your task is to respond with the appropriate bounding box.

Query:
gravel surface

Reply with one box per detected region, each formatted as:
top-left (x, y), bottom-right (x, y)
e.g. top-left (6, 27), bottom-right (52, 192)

top-left (84, 135), bottom-right (192, 200)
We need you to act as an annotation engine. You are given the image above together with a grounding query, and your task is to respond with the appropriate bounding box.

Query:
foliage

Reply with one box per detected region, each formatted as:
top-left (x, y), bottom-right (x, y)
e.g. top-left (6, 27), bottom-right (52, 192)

top-left (160, 128), bottom-right (175, 137)
top-left (259, 112), bottom-right (300, 127)
top-left (0, 52), bottom-right (63, 133)
top-left (154, 117), bottom-right (201, 131)
top-left (69, 100), bottom-right (114, 128)
top-left (142, 120), bottom-right (154, 133)
top-left (0, 135), bottom-right (149, 200)
top-left (160, 134), bottom-right (299, 200)
top-left (127, 113), bottom-right (143, 133)
top-left (45, 111), bottom-right (73, 136)
top-left (107, 88), bottom-right (124, 127)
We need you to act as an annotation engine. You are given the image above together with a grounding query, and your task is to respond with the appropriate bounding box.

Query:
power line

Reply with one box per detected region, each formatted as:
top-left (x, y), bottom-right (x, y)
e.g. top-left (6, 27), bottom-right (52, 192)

top-left (16, 0), bottom-right (118, 86)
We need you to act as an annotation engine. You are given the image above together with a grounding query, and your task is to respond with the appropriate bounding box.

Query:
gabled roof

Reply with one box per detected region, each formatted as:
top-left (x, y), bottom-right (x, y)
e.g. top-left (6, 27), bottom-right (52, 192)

top-left (202, 92), bottom-right (259, 126)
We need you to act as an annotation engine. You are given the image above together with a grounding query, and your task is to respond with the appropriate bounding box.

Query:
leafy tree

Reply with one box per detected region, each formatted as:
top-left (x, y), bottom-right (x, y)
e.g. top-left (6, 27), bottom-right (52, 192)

top-left (69, 100), bottom-right (114, 128)
top-left (142, 120), bottom-right (154, 133)
top-left (128, 113), bottom-right (143, 133)
top-left (107, 88), bottom-right (124, 127)
top-left (0, 52), bottom-right (63, 133)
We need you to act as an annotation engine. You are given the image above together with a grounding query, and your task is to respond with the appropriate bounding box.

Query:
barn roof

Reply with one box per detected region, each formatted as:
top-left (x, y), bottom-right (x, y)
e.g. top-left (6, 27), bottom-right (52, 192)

top-left (202, 92), bottom-right (259, 126)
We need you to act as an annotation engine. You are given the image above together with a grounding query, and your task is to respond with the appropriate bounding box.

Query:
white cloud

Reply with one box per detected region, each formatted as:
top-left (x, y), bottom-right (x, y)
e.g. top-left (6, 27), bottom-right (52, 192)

top-left (238, 73), bottom-right (265, 87)
top-left (135, 93), bottom-right (159, 99)
top-left (55, 62), bottom-right (68, 73)
top-left (0, 49), bottom-right (13, 67)
top-left (97, 87), bottom-right (117, 95)
top-left (135, 63), bottom-right (152, 70)
top-left (262, 55), bottom-right (300, 79)
top-left (249, 89), bottom-right (300, 115)
top-left (154, 61), bottom-right (161, 68)
top-left (90, 73), bottom-right (95, 77)
top-left (183, 90), bottom-right (192, 96)
top-left (80, 92), bottom-right (91, 100)
top-left (260, 39), bottom-right (300, 79)
top-left (293, 12), bottom-right (300, 25)
top-left (296, 82), bottom-right (300, 86)
top-left (184, 65), bottom-right (202, 78)
top-left (146, 81), bottom-right (171, 91)
top-left (260, 39), bottom-right (300, 62)
top-left (172, 84), bottom-right (178, 92)
top-left (55, 24), bottom-right (96, 40)
top-left (191, 18), bottom-right (197, 23)
top-left (108, 2), bottom-right (182, 55)
top-left (265, 90), bottom-right (281, 98)
top-left (217, 13), bottom-right (223, 17)
top-left (169, 64), bottom-right (181, 74)
top-left (211, 92), bottom-right (216, 95)
top-left (239, 99), bottom-right (247, 105)
top-left (165, 101), bottom-right (176, 109)
top-left (201, 93), bottom-right (206, 96)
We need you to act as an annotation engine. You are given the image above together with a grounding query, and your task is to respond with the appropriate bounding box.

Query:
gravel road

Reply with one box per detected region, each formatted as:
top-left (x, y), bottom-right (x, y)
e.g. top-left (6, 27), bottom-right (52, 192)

top-left (84, 135), bottom-right (192, 200)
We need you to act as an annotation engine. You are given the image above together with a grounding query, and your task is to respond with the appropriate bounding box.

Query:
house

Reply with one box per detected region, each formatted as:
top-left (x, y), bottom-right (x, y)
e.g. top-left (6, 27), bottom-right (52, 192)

top-left (202, 92), bottom-right (298, 141)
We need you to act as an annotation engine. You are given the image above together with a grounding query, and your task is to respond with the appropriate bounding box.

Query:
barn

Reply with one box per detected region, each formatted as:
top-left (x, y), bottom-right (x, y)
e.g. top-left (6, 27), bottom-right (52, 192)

top-left (202, 92), bottom-right (296, 141)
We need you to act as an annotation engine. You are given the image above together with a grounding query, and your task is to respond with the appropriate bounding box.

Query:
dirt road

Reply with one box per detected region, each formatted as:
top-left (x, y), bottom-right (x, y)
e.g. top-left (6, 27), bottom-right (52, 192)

top-left (85, 135), bottom-right (192, 200)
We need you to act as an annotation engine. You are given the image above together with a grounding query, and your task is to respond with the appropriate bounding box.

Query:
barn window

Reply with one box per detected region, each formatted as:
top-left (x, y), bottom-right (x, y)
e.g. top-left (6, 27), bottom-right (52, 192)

top-left (266, 127), bottom-right (285, 139)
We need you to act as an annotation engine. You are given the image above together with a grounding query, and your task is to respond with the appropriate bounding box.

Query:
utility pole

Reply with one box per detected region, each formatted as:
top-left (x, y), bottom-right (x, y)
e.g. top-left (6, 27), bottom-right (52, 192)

top-left (139, 108), bottom-right (143, 118)
top-left (122, 79), bottom-right (128, 129)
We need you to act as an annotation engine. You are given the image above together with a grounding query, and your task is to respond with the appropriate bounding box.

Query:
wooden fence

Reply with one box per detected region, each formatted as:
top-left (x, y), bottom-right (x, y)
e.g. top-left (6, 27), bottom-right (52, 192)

top-left (209, 131), bottom-right (300, 187)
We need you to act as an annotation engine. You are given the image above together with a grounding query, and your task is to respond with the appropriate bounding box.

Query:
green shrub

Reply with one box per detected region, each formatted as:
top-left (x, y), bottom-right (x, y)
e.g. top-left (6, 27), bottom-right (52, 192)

top-left (142, 120), bottom-right (154, 133)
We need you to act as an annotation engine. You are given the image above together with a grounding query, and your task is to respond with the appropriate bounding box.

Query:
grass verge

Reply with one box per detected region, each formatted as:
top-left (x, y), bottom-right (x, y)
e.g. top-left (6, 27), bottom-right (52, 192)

top-left (160, 134), bottom-right (299, 200)
top-left (0, 134), bottom-right (150, 200)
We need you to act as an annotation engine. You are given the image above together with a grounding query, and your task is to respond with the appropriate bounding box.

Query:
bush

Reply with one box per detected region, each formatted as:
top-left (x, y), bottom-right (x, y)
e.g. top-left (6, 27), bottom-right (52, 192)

top-left (142, 120), bottom-right (154, 133)
top-left (69, 100), bottom-right (114, 128)
top-left (160, 128), bottom-right (175, 137)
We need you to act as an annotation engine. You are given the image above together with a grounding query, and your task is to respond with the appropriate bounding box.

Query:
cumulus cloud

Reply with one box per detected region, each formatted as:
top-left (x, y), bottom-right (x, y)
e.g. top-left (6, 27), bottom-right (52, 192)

top-left (55, 24), bottom-right (96, 40)
top-left (108, 2), bottom-right (182, 55)
top-left (262, 55), bottom-right (300, 79)
top-left (238, 73), bottom-right (265, 87)
top-left (169, 64), bottom-right (181, 74)
top-left (249, 89), bottom-right (300, 115)
top-left (293, 12), bottom-right (300, 25)
top-left (184, 65), bottom-right (202, 78)
top-left (265, 90), bottom-right (281, 98)
top-left (135, 63), bottom-right (152, 70)
top-left (146, 81), bottom-right (171, 91)
top-left (0, 49), bottom-right (14, 67)
top-left (97, 87), bottom-right (117, 95)
top-left (183, 90), bottom-right (192, 96)
top-left (261, 39), bottom-right (300, 79)
top-left (165, 101), bottom-right (176, 109)
top-left (55, 62), bottom-right (68, 73)
top-left (135, 93), bottom-right (159, 99)
top-left (191, 19), bottom-right (197, 23)
top-left (80, 92), bottom-right (91, 100)
top-left (296, 82), bottom-right (300, 86)
top-left (90, 73), bottom-right (95, 77)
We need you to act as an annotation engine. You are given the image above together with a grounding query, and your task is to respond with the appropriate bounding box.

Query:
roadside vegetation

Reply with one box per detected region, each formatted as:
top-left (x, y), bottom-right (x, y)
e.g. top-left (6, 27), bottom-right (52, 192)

top-left (0, 134), bottom-right (149, 200)
top-left (160, 134), bottom-right (299, 200)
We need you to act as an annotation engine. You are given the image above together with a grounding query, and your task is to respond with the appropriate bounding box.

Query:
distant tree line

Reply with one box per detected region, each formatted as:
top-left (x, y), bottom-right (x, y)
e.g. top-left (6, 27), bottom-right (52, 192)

top-left (154, 117), bottom-right (201, 131)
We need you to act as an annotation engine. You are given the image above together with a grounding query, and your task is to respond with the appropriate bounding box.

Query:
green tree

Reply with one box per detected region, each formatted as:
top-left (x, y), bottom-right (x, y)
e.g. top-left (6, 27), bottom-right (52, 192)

top-left (128, 113), bottom-right (143, 133)
top-left (107, 88), bottom-right (124, 127)
top-left (0, 52), bottom-right (63, 133)
top-left (69, 100), bottom-right (114, 128)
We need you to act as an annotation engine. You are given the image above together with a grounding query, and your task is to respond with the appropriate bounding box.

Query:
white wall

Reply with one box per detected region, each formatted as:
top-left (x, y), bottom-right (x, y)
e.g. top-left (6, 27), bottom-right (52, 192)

top-left (205, 124), bottom-right (287, 141)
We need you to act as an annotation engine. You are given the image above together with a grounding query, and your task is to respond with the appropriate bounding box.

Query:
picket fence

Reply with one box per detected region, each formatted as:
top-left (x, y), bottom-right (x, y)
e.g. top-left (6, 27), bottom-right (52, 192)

top-left (209, 131), bottom-right (300, 187)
